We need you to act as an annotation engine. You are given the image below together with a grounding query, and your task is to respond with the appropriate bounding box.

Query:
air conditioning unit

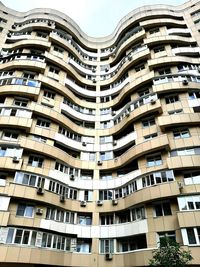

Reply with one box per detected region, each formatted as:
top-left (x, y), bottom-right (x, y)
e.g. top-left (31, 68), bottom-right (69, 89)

top-left (60, 194), bottom-right (65, 203)
top-left (111, 53), bottom-right (116, 58)
top-left (97, 200), bottom-right (103, 206)
top-left (7, 33), bottom-right (12, 37)
top-left (80, 200), bottom-right (87, 207)
top-left (36, 208), bottom-right (43, 215)
top-left (97, 160), bottom-right (102, 166)
top-left (112, 111), bottom-right (116, 116)
top-left (126, 111), bottom-right (130, 117)
top-left (150, 99), bottom-right (156, 105)
top-left (92, 68), bottom-right (96, 73)
top-left (82, 141), bottom-right (87, 146)
top-left (113, 140), bottom-right (117, 146)
top-left (92, 78), bottom-right (96, 83)
top-left (182, 79), bottom-right (188, 85)
top-left (12, 24), bottom-right (16, 29)
top-left (105, 253), bottom-right (113, 260)
top-left (13, 156), bottom-right (20, 163)
top-left (70, 174), bottom-right (75, 181)
top-left (37, 187), bottom-right (44, 195)
top-left (112, 199), bottom-right (118, 205)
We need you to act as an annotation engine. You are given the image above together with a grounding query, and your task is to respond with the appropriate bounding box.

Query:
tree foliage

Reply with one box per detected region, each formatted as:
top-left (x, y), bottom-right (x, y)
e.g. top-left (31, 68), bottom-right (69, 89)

top-left (149, 237), bottom-right (193, 267)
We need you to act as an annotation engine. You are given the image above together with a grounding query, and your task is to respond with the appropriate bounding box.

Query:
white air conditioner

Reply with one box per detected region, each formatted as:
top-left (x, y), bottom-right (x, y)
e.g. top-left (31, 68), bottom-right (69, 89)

top-left (13, 156), bottom-right (20, 163)
top-left (92, 78), bottom-right (96, 83)
top-left (112, 111), bottom-right (116, 116)
top-left (112, 199), bottom-right (118, 205)
top-left (126, 111), bottom-right (130, 117)
top-left (80, 200), bottom-right (87, 207)
top-left (128, 55), bottom-right (132, 61)
top-left (97, 200), bottom-right (103, 206)
top-left (105, 253), bottom-right (113, 260)
top-left (36, 208), bottom-right (43, 215)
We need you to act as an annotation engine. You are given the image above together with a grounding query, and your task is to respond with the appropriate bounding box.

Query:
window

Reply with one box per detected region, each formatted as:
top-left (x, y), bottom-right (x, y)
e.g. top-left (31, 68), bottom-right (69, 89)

top-left (138, 88), bottom-right (150, 97)
top-left (173, 128), bottom-right (190, 139)
top-left (100, 151), bottom-right (113, 161)
top-left (142, 117), bottom-right (155, 127)
top-left (142, 170), bottom-right (174, 188)
top-left (43, 90), bottom-right (55, 99)
top-left (16, 204), bottom-right (34, 217)
top-left (185, 228), bottom-right (200, 245)
top-left (100, 172), bottom-right (112, 180)
top-left (2, 131), bottom-right (18, 141)
top-left (13, 98), bottom-right (28, 107)
top-left (178, 195), bottom-right (200, 211)
top-left (149, 27), bottom-right (159, 34)
top-left (184, 171), bottom-right (200, 185)
top-left (84, 190), bottom-right (93, 201)
top-left (36, 118), bottom-right (50, 128)
top-left (49, 66), bottom-right (59, 74)
top-left (144, 133), bottom-right (157, 140)
top-left (158, 68), bottom-right (171, 75)
top-left (28, 155), bottom-right (44, 168)
top-left (46, 207), bottom-right (75, 224)
top-left (78, 214), bottom-right (92, 225)
top-left (76, 239), bottom-right (91, 253)
top-left (99, 136), bottom-right (112, 144)
top-left (53, 46), bottom-right (64, 54)
top-left (154, 202), bottom-right (171, 217)
top-left (37, 32), bottom-right (48, 38)
top-left (23, 72), bottom-right (35, 80)
top-left (135, 63), bottom-right (145, 72)
top-left (146, 154), bottom-right (162, 167)
top-left (100, 214), bottom-right (114, 225)
top-left (100, 121), bottom-right (111, 129)
top-left (99, 190), bottom-right (113, 200)
top-left (14, 172), bottom-right (45, 188)
top-left (165, 95), bottom-right (179, 104)
top-left (158, 231), bottom-right (176, 246)
top-left (168, 109), bottom-right (183, 115)
top-left (188, 91), bottom-right (200, 99)
top-left (132, 206), bottom-right (146, 221)
top-left (154, 46), bottom-right (165, 53)
top-left (100, 239), bottom-right (114, 253)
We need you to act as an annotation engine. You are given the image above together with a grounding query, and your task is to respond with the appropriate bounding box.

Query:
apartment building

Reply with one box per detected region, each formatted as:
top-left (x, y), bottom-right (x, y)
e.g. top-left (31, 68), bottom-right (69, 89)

top-left (0, 0), bottom-right (200, 266)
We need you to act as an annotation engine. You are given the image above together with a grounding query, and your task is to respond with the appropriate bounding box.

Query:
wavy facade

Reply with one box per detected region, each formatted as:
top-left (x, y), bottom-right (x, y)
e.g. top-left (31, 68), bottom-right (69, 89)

top-left (0, 0), bottom-right (200, 266)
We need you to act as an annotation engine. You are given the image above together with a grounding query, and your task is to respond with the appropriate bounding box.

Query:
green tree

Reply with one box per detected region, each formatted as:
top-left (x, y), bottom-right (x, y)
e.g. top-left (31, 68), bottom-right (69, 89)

top-left (149, 237), bottom-right (193, 267)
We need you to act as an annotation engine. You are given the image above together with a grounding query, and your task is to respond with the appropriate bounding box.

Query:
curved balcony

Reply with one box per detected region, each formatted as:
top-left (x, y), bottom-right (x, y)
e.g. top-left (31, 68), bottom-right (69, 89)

top-left (148, 55), bottom-right (200, 70)
top-left (167, 155), bottom-right (200, 170)
top-left (158, 113), bottom-right (200, 130)
top-left (167, 28), bottom-right (191, 36)
top-left (100, 134), bottom-right (169, 170)
top-left (144, 35), bottom-right (195, 47)
top-left (0, 57), bottom-right (46, 73)
top-left (40, 218), bottom-right (148, 239)
top-left (100, 47), bottom-right (150, 82)
top-left (2, 38), bottom-right (51, 50)
top-left (172, 47), bottom-right (200, 56)
top-left (104, 98), bottom-right (161, 136)
top-left (140, 18), bottom-right (186, 28)
top-left (60, 103), bottom-right (95, 122)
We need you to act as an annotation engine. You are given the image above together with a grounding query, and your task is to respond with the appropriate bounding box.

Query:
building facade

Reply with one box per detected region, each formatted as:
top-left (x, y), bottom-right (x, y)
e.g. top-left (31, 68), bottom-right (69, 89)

top-left (0, 0), bottom-right (200, 266)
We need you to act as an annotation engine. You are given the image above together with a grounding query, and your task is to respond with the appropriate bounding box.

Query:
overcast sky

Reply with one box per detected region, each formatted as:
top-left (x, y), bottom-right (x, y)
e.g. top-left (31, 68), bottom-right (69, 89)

top-left (2, 0), bottom-right (186, 37)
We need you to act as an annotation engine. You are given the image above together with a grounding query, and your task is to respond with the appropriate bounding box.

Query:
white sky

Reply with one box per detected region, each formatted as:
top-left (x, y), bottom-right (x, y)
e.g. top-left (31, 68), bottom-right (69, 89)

top-left (2, 0), bottom-right (186, 37)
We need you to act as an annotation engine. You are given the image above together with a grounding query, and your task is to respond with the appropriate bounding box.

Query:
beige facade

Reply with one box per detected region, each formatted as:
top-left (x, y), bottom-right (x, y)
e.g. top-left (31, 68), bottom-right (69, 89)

top-left (0, 0), bottom-right (200, 266)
